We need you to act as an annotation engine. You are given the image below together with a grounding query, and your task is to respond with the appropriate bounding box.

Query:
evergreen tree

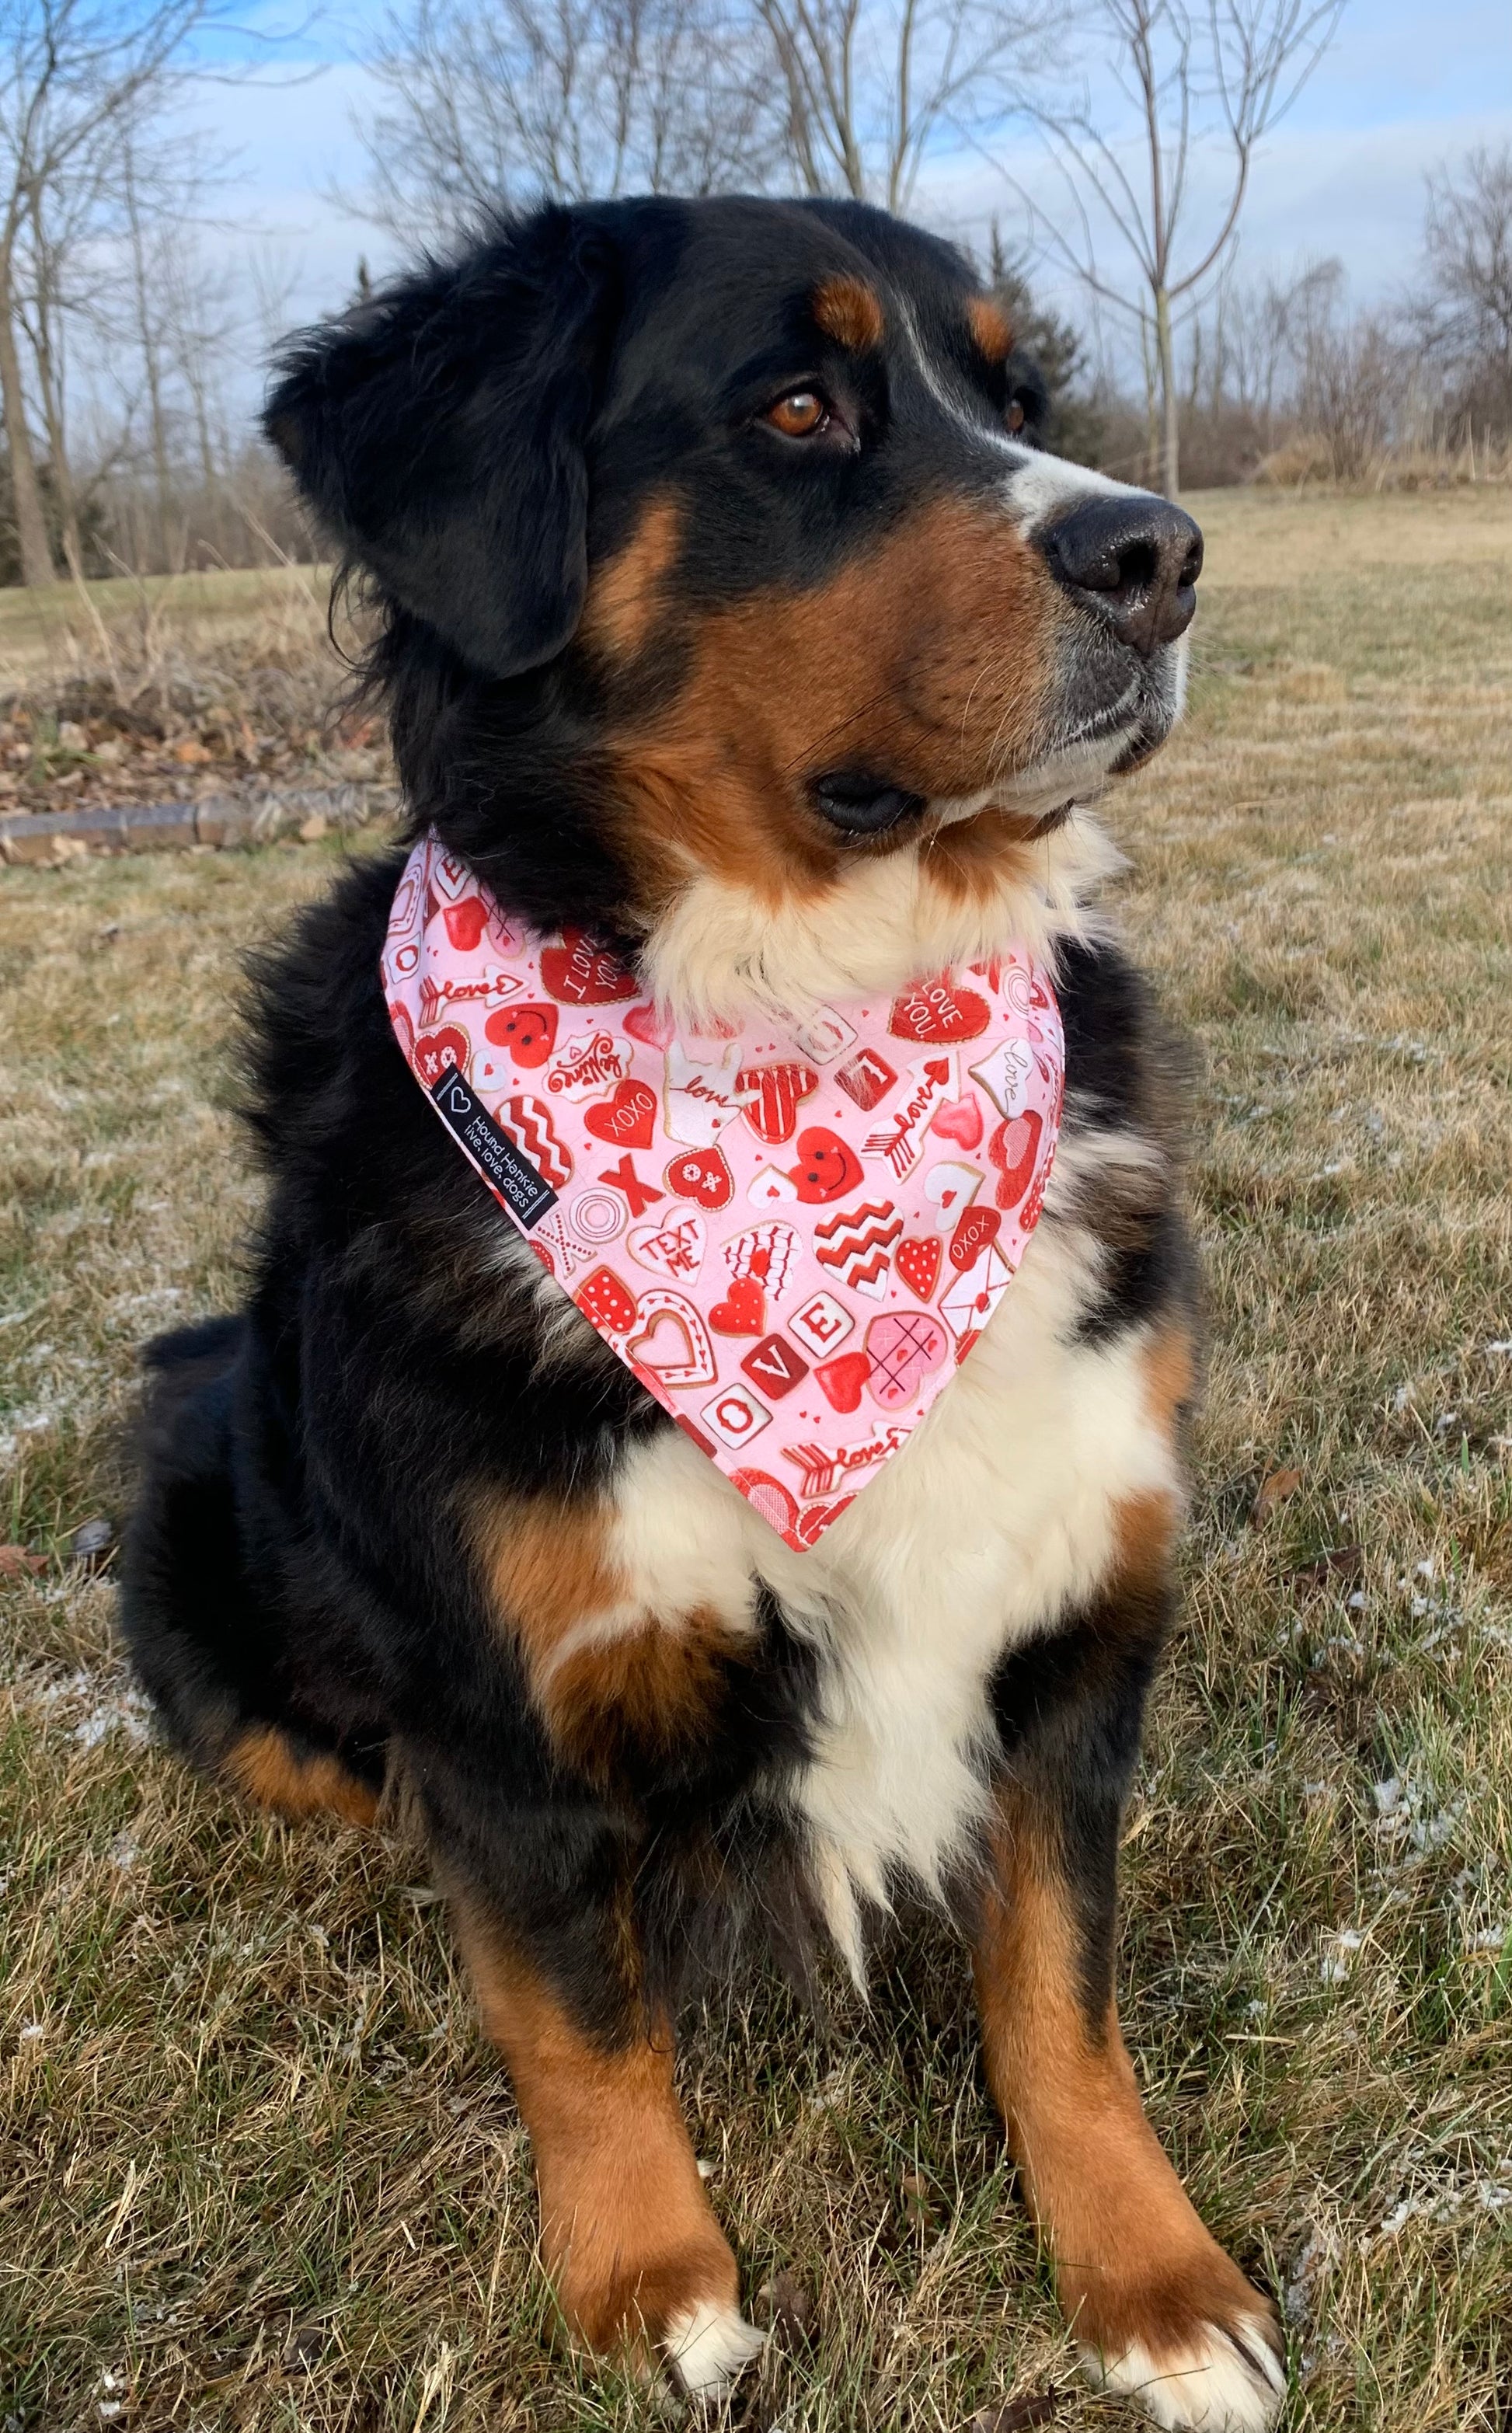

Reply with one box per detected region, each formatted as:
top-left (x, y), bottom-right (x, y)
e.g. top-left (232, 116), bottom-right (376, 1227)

top-left (984, 224), bottom-right (1105, 467)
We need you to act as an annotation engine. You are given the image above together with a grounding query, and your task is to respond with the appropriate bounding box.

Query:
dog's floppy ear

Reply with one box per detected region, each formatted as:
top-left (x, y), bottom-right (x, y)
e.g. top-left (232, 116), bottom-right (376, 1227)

top-left (263, 208), bottom-right (617, 679)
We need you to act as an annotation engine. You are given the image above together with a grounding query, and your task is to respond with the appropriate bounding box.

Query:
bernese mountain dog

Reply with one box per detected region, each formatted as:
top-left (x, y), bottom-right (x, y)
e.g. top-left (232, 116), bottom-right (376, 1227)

top-left (120, 195), bottom-right (1286, 2428)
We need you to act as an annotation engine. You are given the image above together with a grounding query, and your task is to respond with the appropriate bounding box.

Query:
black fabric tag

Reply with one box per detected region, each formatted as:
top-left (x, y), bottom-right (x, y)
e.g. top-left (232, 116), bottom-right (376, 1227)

top-left (428, 1065), bottom-right (556, 1227)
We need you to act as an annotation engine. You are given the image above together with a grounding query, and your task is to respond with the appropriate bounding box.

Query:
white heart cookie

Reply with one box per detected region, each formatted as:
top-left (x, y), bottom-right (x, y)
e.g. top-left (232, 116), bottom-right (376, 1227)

top-left (921, 1160), bottom-right (983, 1231)
top-left (628, 1211), bottom-right (708, 1281)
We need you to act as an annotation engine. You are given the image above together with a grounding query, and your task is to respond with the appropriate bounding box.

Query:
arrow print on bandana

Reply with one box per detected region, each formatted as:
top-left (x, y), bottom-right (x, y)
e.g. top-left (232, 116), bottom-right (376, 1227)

top-left (861, 1054), bottom-right (955, 1180)
top-left (599, 1153), bottom-right (665, 1218)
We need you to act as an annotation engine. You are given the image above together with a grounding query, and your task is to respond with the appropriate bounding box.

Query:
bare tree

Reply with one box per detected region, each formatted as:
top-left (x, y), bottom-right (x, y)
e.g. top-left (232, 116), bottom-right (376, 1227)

top-left (755, 0), bottom-right (1053, 211)
top-left (350, 0), bottom-right (1055, 239)
top-left (11, 126), bottom-right (99, 570)
top-left (1016, 0), bottom-right (1345, 493)
top-left (0, 0), bottom-right (256, 585)
top-left (1419, 145), bottom-right (1512, 439)
top-left (1210, 262), bottom-right (1290, 435)
top-left (165, 242), bottom-right (239, 488)
top-left (3, 4), bottom-right (158, 584)
top-left (120, 128), bottom-right (183, 566)
top-left (350, 0), bottom-right (781, 239)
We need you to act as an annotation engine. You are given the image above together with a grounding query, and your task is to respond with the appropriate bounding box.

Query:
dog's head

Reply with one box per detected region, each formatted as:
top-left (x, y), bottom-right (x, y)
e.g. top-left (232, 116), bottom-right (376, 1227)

top-left (267, 197), bottom-right (1200, 1020)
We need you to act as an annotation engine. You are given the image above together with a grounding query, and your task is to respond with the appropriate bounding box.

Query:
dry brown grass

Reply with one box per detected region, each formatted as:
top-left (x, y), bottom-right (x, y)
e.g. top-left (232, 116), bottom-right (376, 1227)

top-left (0, 566), bottom-right (391, 824)
top-left (0, 568), bottom-right (329, 687)
top-left (2, 487), bottom-right (1510, 2432)
top-left (1253, 440), bottom-right (1512, 493)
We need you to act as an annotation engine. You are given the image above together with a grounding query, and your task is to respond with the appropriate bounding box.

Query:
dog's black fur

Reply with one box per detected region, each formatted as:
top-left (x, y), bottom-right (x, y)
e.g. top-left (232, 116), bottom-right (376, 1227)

top-left (124, 863), bottom-right (1183, 2027)
top-left (120, 193), bottom-right (1281, 2417)
top-left (126, 193), bottom-right (1081, 2011)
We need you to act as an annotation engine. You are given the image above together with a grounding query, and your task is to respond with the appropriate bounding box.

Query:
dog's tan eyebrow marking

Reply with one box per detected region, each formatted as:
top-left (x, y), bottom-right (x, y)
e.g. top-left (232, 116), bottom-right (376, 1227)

top-left (812, 274), bottom-right (886, 352)
top-left (967, 297), bottom-right (1013, 364)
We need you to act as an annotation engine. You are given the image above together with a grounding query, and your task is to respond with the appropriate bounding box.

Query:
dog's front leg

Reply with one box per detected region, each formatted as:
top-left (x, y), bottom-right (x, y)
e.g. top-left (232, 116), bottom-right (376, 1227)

top-left (450, 1898), bottom-right (765, 2397)
top-left (973, 1561), bottom-right (1285, 2431)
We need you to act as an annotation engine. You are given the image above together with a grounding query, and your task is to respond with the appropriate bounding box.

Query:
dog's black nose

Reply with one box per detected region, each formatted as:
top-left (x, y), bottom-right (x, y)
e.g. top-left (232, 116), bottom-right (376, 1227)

top-left (1039, 493), bottom-right (1203, 657)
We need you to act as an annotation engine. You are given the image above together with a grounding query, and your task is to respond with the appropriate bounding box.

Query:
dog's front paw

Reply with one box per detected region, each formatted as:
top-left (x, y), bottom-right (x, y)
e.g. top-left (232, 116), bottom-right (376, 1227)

top-left (551, 2206), bottom-right (764, 2398)
top-left (663, 2297), bottom-right (767, 2397)
top-left (1082, 2299), bottom-right (1285, 2430)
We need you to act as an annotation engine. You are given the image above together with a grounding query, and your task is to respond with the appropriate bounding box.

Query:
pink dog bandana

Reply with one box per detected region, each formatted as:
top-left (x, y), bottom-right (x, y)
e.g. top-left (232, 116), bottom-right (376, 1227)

top-left (383, 831), bottom-right (1063, 1552)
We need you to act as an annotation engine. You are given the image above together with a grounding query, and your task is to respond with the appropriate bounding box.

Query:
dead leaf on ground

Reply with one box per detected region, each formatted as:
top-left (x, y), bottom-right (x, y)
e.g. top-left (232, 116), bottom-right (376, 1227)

top-left (0, 1544), bottom-right (47, 1577)
top-left (754, 2267), bottom-right (815, 2344)
top-left (1251, 1466), bottom-right (1305, 1523)
top-left (899, 2168), bottom-right (939, 2229)
top-left (963, 2393), bottom-right (1062, 2431)
top-left (1292, 1542), bottom-right (1365, 1593)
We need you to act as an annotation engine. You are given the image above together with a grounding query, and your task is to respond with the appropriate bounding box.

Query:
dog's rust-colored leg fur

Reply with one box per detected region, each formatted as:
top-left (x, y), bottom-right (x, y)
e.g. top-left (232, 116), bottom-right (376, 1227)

top-left (971, 1489), bottom-right (1285, 2428)
top-left (451, 1908), bottom-right (763, 2394)
top-left (974, 1810), bottom-right (1280, 2396)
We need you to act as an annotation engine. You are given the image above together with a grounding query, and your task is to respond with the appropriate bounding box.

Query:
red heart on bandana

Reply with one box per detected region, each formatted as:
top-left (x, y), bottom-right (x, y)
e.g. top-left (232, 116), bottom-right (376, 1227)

top-left (584, 1078), bottom-right (657, 1150)
top-left (623, 1001), bottom-right (674, 1050)
top-left (575, 1266), bottom-right (637, 1335)
top-left (484, 1001), bottom-right (557, 1068)
top-left (735, 1061), bottom-right (818, 1145)
top-left (788, 1127), bottom-right (865, 1204)
top-left (895, 1235), bottom-right (942, 1302)
top-left (441, 896), bottom-right (489, 953)
top-left (931, 1094), bottom-right (984, 1150)
top-left (795, 1497), bottom-right (854, 1545)
top-left (413, 1025), bottom-right (470, 1086)
top-left (888, 978), bottom-right (991, 1045)
top-left (730, 1469), bottom-right (799, 1538)
top-left (709, 1277), bottom-right (765, 1337)
top-left (816, 1349), bottom-right (871, 1413)
top-left (990, 1108), bottom-right (1044, 1209)
top-left (949, 1204), bottom-right (1001, 1272)
top-left (539, 927), bottom-right (639, 1006)
top-left (665, 1147), bottom-right (733, 1210)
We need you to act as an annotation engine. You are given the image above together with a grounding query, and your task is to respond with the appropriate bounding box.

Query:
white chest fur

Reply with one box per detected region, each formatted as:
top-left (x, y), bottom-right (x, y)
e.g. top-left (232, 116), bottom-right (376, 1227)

top-left (595, 1141), bottom-right (1183, 1979)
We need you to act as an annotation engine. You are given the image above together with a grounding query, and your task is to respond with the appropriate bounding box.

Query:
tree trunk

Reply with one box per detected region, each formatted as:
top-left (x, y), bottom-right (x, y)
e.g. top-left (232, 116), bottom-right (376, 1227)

top-left (1155, 281), bottom-right (1179, 497)
top-left (1138, 318), bottom-right (1159, 487)
top-left (31, 312), bottom-right (82, 577)
top-left (145, 340), bottom-right (173, 570)
top-left (0, 264), bottom-right (57, 586)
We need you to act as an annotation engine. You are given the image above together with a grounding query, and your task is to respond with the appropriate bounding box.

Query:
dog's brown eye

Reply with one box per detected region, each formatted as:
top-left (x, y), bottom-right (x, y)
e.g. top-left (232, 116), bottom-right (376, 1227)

top-left (765, 390), bottom-right (829, 438)
top-left (1006, 399), bottom-right (1026, 434)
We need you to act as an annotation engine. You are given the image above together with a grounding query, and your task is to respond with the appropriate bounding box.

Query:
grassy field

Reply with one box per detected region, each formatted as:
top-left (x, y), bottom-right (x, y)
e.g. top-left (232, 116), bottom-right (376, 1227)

top-left (0, 562), bottom-right (386, 831)
top-left (0, 566), bottom-right (327, 687)
top-left (2, 489), bottom-right (1510, 2432)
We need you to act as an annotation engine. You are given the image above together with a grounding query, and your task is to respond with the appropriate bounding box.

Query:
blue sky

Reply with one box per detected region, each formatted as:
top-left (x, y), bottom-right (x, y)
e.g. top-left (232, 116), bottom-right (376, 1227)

top-left (190, 0), bottom-right (1512, 364)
